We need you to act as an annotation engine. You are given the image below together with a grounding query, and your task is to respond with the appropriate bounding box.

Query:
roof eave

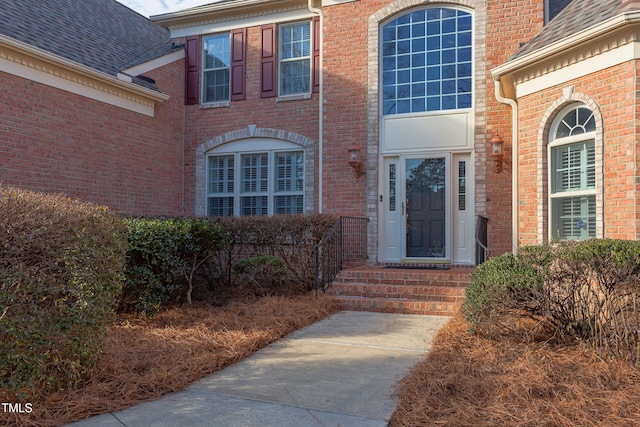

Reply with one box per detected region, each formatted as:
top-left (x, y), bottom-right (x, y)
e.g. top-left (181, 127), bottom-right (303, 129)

top-left (121, 49), bottom-right (185, 80)
top-left (151, 0), bottom-right (300, 28)
top-left (0, 34), bottom-right (169, 102)
top-left (491, 11), bottom-right (640, 99)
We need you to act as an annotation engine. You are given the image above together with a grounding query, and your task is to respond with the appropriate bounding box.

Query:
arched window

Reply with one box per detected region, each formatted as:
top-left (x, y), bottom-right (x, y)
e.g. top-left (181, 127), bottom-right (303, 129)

top-left (206, 139), bottom-right (305, 216)
top-left (381, 7), bottom-right (472, 115)
top-left (548, 104), bottom-right (597, 240)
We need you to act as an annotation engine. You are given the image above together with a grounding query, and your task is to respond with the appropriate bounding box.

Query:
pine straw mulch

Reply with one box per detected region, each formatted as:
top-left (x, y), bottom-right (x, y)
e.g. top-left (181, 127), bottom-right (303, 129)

top-left (0, 293), bottom-right (339, 427)
top-left (390, 312), bottom-right (640, 427)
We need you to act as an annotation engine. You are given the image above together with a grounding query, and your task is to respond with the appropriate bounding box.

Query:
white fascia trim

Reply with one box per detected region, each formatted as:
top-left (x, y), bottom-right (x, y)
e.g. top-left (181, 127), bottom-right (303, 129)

top-left (169, 8), bottom-right (314, 38)
top-left (0, 35), bottom-right (169, 117)
top-left (151, 0), bottom-right (289, 21)
top-left (121, 49), bottom-right (185, 78)
top-left (322, 0), bottom-right (357, 5)
top-left (516, 42), bottom-right (635, 98)
top-left (492, 11), bottom-right (640, 81)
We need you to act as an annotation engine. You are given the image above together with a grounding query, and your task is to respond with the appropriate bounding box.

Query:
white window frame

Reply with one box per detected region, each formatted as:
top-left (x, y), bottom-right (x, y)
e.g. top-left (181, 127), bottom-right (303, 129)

top-left (206, 149), bottom-right (305, 217)
top-left (548, 104), bottom-right (597, 240)
top-left (202, 33), bottom-right (230, 104)
top-left (278, 21), bottom-right (312, 97)
top-left (380, 6), bottom-right (473, 116)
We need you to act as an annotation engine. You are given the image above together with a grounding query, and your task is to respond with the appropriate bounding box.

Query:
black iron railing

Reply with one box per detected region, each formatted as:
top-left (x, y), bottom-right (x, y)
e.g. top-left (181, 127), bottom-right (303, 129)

top-left (315, 216), bottom-right (368, 292)
top-left (475, 215), bottom-right (489, 265)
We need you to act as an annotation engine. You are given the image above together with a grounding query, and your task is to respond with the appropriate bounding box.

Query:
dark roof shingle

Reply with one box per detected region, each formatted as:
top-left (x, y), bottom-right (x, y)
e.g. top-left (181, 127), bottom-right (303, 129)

top-left (511, 0), bottom-right (624, 60)
top-left (0, 0), bottom-right (177, 86)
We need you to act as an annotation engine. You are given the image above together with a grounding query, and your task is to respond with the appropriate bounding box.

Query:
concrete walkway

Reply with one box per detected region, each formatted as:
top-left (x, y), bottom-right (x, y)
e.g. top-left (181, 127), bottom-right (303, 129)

top-left (67, 311), bottom-right (450, 427)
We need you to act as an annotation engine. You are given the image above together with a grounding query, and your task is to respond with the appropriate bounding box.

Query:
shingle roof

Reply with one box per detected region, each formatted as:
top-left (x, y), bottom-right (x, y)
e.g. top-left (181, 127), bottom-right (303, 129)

top-left (511, 0), bottom-right (624, 60)
top-left (0, 0), bottom-right (178, 88)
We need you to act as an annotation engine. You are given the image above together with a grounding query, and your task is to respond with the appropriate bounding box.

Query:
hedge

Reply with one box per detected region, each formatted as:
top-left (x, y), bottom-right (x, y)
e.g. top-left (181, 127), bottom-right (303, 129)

top-left (463, 239), bottom-right (640, 367)
top-left (0, 187), bottom-right (127, 398)
top-left (119, 217), bottom-right (228, 315)
top-left (212, 214), bottom-right (339, 294)
top-left (119, 215), bottom-right (339, 314)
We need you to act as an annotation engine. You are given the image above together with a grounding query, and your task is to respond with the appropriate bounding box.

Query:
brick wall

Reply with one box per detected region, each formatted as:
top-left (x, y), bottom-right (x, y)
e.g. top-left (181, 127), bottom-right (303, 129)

top-left (181, 0), bottom-right (554, 261)
top-left (517, 61), bottom-right (637, 244)
top-left (181, 27), bottom-right (320, 216)
top-left (321, 1), bottom-right (373, 217)
top-left (0, 60), bottom-right (185, 216)
top-left (485, 0), bottom-right (545, 255)
top-left (321, 0), bottom-right (545, 259)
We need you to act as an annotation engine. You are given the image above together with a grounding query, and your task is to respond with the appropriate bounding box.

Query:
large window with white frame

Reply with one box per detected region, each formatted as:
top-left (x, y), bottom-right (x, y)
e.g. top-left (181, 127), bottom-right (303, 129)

top-left (207, 149), bottom-right (304, 216)
top-left (381, 7), bottom-right (472, 115)
top-left (549, 105), bottom-right (597, 240)
top-left (202, 33), bottom-right (230, 103)
top-left (279, 21), bottom-right (311, 96)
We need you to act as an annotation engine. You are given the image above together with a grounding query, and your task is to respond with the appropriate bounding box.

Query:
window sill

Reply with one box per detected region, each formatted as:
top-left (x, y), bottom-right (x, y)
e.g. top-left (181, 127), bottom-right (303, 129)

top-left (200, 101), bottom-right (230, 109)
top-left (276, 93), bottom-right (312, 102)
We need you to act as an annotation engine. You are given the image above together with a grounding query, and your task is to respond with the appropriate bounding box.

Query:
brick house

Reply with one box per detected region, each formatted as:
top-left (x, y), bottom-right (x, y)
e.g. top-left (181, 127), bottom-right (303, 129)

top-left (151, 0), bottom-right (574, 264)
top-left (0, 0), bottom-right (186, 216)
top-left (2, 0), bottom-right (638, 266)
top-left (492, 0), bottom-right (640, 246)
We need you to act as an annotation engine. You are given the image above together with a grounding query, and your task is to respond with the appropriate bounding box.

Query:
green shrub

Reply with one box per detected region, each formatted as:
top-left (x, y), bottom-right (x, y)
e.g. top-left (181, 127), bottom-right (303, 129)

top-left (462, 250), bottom-right (546, 335)
top-left (0, 187), bottom-right (127, 398)
top-left (178, 218), bottom-right (229, 304)
top-left (120, 217), bottom-right (228, 314)
top-left (233, 255), bottom-right (289, 295)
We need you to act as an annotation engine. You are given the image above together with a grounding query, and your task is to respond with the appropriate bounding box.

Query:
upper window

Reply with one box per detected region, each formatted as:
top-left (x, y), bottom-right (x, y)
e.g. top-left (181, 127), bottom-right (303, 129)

top-left (207, 148), bottom-right (304, 217)
top-left (549, 105), bottom-right (597, 240)
top-left (545, 0), bottom-right (572, 24)
top-left (202, 33), bottom-right (231, 103)
top-left (184, 29), bottom-right (246, 106)
top-left (260, 19), bottom-right (319, 98)
top-left (381, 8), bottom-right (472, 115)
top-left (279, 21), bottom-right (311, 96)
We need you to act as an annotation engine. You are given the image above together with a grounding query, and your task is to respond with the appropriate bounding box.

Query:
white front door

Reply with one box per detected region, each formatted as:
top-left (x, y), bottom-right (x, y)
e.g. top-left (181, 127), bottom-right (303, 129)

top-left (380, 153), bottom-right (474, 264)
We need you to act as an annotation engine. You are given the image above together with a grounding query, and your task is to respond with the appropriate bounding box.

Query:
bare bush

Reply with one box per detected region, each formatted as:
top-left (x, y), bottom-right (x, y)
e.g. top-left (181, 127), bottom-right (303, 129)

top-left (211, 214), bottom-right (338, 294)
top-left (464, 240), bottom-right (640, 367)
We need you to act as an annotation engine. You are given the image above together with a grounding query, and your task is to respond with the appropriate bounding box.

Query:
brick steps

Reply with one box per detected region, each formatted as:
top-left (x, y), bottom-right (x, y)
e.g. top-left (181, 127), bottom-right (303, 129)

top-left (326, 266), bottom-right (473, 316)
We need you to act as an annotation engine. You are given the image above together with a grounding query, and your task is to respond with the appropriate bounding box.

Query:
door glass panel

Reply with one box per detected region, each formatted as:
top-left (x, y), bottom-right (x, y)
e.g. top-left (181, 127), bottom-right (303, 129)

top-left (406, 158), bottom-right (446, 257)
top-left (458, 160), bottom-right (466, 211)
top-left (389, 163), bottom-right (397, 212)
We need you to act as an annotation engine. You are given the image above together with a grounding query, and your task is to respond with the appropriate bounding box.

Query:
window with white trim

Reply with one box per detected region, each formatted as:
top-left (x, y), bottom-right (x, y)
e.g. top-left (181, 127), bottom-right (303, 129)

top-left (207, 149), bottom-right (304, 216)
top-left (381, 7), bottom-right (472, 115)
top-left (279, 21), bottom-right (311, 96)
top-left (549, 105), bottom-right (597, 240)
top-left (202, 33), bottom-right (230, 103)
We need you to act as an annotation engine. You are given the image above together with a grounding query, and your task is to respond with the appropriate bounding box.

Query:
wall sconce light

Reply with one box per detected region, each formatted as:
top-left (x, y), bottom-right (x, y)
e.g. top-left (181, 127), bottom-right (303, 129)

top-left (347, 143), bottom-right (365, 178)
top-left (488, 133), bottom-right (505, 173)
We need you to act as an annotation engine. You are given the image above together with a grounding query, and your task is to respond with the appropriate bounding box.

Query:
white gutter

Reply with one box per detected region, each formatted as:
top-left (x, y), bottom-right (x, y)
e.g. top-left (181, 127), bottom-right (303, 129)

top-left (308, 0), bottom-right (324, 213)
top-left (493, 80), bottom-right (519, 255)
